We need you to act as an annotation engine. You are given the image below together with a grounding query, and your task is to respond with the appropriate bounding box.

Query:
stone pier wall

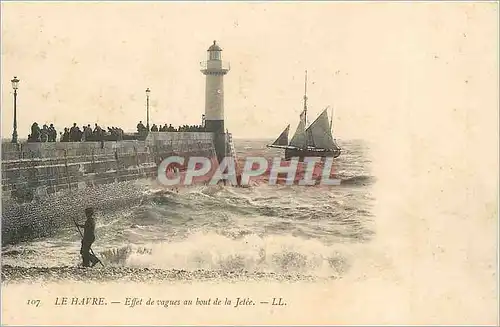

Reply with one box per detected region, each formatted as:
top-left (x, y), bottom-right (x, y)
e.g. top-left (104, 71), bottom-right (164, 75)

top-left (1, 132), bottom-right (216, 245)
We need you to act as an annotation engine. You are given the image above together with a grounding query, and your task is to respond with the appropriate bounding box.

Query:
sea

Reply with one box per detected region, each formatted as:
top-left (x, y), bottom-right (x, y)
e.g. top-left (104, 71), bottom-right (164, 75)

top-left (1, 139), bottom-right (374, 279)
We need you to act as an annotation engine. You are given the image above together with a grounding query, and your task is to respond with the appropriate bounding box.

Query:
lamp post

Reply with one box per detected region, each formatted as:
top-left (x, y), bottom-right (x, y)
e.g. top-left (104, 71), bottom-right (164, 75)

top-left (145, 88), bottom-right (151, 131)
top-left (11, 76), bottom-right (20, 144)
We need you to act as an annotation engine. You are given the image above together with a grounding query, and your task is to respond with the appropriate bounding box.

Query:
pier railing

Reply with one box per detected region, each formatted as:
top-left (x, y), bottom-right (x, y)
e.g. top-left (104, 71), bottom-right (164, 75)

top-left (200, 60), bottom-right (230, 74)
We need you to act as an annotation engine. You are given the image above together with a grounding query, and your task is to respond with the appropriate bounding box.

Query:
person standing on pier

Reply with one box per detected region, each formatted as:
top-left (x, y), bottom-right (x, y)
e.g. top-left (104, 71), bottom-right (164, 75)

top-left (76, 207), bottom-right (100, 267)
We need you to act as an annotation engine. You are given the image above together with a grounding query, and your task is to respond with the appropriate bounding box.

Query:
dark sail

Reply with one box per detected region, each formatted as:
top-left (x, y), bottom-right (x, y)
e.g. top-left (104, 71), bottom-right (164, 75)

top-left (305, 109), bottom-right (338, 150)
top-left (289, 110), bottom-right (307, 148)
top-left (271, 125), bottom-right (290, 146)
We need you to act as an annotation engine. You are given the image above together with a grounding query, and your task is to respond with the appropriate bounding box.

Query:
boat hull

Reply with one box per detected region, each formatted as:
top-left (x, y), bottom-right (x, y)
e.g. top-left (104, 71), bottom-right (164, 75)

top-left (284, 147), bottom-right (341, 161)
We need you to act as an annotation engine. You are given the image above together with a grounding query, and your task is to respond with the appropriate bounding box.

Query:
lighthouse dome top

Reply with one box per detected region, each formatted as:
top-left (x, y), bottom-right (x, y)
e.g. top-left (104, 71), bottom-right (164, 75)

top-left (208, 40), bottom-right (222, 52)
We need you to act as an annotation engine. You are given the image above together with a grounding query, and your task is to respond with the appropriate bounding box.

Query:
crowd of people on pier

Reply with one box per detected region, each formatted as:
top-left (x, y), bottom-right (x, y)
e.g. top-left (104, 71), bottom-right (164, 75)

top-left (27, 122), bottom-right (125, 142)
top-left (27, 123), bottom-right (58, 142)
top-left (59, 123), bottom-right (126, 142)
top-left (25, 120), bottom-right (206, 143)
top-left (136, 121), bottom-right (205, 133)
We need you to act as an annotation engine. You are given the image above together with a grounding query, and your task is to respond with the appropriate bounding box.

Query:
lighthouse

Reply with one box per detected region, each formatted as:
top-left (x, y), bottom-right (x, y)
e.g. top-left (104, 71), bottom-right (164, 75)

top-left (201, 40), bottom-right (230, 163)
top-left (201, 40), bottom-right (230, 134)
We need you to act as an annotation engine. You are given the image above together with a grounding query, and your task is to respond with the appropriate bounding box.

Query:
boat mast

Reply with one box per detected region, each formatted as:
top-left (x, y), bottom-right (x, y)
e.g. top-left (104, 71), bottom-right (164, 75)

top-left (303, 70), bottom-right (308, 126)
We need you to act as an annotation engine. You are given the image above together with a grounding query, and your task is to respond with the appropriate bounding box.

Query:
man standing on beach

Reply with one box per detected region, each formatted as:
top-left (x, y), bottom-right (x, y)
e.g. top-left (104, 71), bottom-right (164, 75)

top-left (76, 207), bottom-right (100, 267)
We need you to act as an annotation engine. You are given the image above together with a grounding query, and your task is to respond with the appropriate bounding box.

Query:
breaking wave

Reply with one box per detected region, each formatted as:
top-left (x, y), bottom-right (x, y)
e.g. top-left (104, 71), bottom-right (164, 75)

top-left (99, 232), bottom-right (353, 277)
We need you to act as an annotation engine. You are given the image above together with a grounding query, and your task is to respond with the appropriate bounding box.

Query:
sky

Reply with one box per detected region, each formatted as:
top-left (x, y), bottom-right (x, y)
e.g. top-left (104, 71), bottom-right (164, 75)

top-left (1, 2), bottom-right (498, 142)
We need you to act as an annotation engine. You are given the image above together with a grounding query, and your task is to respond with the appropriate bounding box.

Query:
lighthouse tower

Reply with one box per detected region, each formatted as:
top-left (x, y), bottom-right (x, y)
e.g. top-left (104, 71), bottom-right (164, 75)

top-left (201, 40), bottom-right (230, 134)
top-left (201, 40), bottom-right (230, 162)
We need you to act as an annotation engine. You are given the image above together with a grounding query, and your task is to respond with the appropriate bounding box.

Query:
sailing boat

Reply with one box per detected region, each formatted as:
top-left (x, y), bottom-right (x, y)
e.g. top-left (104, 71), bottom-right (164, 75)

top-left (267, 71), bottom-right (342, 161)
